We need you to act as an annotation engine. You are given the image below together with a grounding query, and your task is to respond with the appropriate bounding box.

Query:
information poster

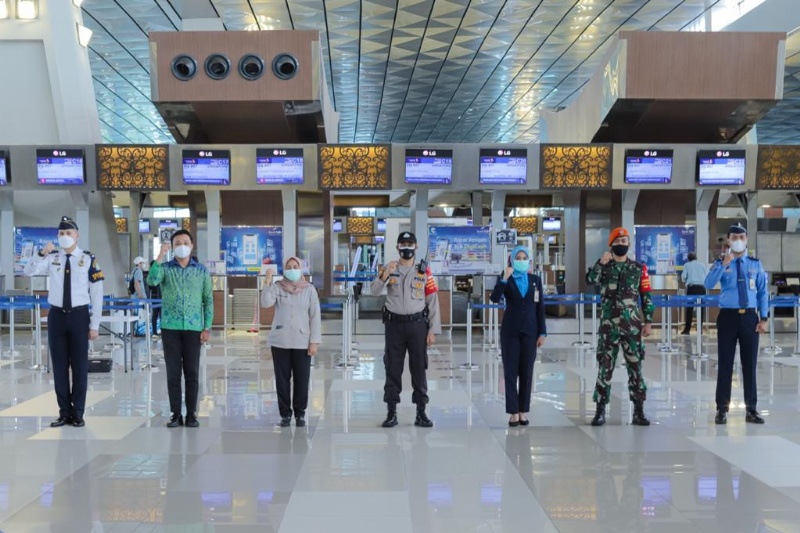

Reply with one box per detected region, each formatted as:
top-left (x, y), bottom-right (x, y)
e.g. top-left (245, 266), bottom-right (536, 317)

top-left (634, 225), bottom-right (695, 275)
top-left (427, 226), bottom-right (492, 274)
top-left (220, 226), bottom-right (283, 276)
top-left (14, 227), bottom-right (58, 275)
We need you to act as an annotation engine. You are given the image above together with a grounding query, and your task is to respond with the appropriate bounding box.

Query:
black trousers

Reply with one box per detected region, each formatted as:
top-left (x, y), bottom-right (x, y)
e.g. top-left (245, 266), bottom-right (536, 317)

top-left (715, 309), bottom-right (759, 411)
top-left (383, 319), bottom-right (428, 406)
top-left (271, 347), bottom-right (311, 418)
top-left (151, 306), bottom-right (161, 335)
top-left (48, 306), bottom-right (90, 418)
top-left (500, 332), bottom-right (537, 414)
top-left (161, 329), bottom-right (202, 416)
top-left (684, 285), bottom-right (706, 331)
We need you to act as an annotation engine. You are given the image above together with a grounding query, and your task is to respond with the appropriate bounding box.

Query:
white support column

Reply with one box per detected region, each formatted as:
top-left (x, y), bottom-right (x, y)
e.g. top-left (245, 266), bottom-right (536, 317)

top-left (622, 190), bottom-right (639, 256)
top-left (562, 191), bottom-right (581, 295)
top-left (71, 191), bottom-right (90, 248)
top-left (281, 189), bottom-right (297, 258)
top-left (696, 189), bottom-right (717, 266)
top-left (410, 190), bottom-right (429, 256)
top-left (746, 192), bottom-right (759, 253)
top-left (491, 191), bottom-right (506, 266)
top-left (0, 191), bottom-right (14, 280)
top-left (205, 190), bottom-right (221, 262)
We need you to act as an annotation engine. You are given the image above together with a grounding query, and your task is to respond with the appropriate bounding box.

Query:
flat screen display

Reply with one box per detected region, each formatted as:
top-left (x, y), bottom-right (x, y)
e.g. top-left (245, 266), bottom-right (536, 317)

top-left (697, 150), bottom-right (746, 186)
top-left (36, 149), bottom-right (85, 185)
top-left (377, 218), bottom-right (386, 233)
top-left (159, 219), bottom-right (179, 230)
top-left (624, 149), bottom-right (673, 184)
top-left (542, 217), bottom-right (561, 232)
top-left (182, 149), bottom-right (230, 186)
top-left (0, 151), bottom-right (8, 186)
top-left (479, 148), bottom-right (527, 185)
top-left (405, 149), bottom-right (453, 185)
top-left (139, 219), bottom-right (151, 233)
top-left (256, 148), bottom-right (304, 185)
top-left (333, 219), bottom-right (343, 232)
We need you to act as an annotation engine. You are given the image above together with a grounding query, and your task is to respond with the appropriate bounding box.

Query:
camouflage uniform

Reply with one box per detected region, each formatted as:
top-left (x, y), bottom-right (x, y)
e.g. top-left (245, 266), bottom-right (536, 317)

top-left (586, 258), bottom-right (654, 405)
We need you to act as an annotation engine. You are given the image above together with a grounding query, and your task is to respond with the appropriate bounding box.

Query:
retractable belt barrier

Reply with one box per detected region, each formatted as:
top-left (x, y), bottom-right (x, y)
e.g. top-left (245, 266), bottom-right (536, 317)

top-left (544, 294), bottom-right (600, 349)
top-left (652, 295), bottom-right (719, 358)
top-left (319, 302), bottom-right (348, 367)
top-left (766, 296), bottom-right (800, 355)
top-left (0, 296), bottom-right (43, 363)
top-left (333, 276), bottom-right (371, 369)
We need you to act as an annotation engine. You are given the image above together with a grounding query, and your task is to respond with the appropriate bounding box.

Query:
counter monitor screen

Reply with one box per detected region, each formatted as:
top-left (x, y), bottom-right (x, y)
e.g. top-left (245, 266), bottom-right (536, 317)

top-left (479, 149), bottom-right (527, 185)
top-left (624, 149), bottom-right (674, 184)
top-left (542, 217), bottom-right (561, 232)
top-left (405, 148), bottom-right (453, 185)
top-left (0, 151), bottom-right (8, 186)
top-left (159, 219), bottom-right (179, 230)
top-left (36, 149), bottom-right (85, 185)
top-left (256, 148), bottom-right (304, 185)
top-left (697, 150), bottom-right (746, 186)
top-left (182, 149), bottom-right (231, 186)
top-left (377, 218), bottom-right (387, 233)
top-left (139, 219), bottom-right (151, 233)
top-left (333, 219), bottom-right (343, 233)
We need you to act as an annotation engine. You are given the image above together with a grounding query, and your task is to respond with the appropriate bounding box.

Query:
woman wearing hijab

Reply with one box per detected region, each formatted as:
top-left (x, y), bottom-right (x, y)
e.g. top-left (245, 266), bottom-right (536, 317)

top-left (490, 245), bottom-right (547, 427)
top-left (261, 256), bottom-right (321, 427)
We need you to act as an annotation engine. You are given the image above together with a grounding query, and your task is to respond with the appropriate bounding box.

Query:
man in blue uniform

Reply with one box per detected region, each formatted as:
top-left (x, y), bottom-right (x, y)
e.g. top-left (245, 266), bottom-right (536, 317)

top-left (24, 216), bottom-right (104, 427)
top-left (704, 223), bottom-right (768, 425)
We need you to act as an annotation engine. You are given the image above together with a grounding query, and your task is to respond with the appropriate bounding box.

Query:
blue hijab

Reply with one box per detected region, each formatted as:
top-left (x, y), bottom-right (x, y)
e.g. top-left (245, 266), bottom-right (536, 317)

top-left (510, 245), bottom-right (531, 297)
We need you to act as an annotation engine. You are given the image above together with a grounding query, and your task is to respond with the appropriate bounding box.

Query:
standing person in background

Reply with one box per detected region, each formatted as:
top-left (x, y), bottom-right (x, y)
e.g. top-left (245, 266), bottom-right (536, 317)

top-left (490, 245), bottom-right (547, 427)
top-left (704, 223), bottom-right (768, 425)
top-left (680, 252), bottom-right (708, 335)
top-left (23, 216), bottom-right (104, 428)
top-left (148, 259), bottom-right (162, 338)
top-left (148, 230), bottom-right (213, 428)
top-left (261, 256), bottom-right (321, 428)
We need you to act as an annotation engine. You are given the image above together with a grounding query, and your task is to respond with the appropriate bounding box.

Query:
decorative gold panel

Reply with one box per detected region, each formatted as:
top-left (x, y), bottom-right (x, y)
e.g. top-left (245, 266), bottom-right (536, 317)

top-left (319, 145), bottom-right (391, 190)
top-left (97, 145), bottom-right (169, 190)
top-left (510, 216), bottom-right (538, 236)
top-left (182, 218), bottom-right (192, 231)
top-left (757, 146), bottom-right (800, 189)
top-left (540, 144), bottom-right (612, 189)
top-left (352, 235), bottom-right (374, 245)
top-left (347, 217), bottom-right (374, 235)
top-left (115, 218), bottom-right (128, 233)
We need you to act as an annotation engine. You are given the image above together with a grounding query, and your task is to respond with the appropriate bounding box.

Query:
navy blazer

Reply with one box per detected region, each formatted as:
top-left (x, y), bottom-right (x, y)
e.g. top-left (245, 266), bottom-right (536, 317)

top-left (490, 274), bottom-right (547, 338)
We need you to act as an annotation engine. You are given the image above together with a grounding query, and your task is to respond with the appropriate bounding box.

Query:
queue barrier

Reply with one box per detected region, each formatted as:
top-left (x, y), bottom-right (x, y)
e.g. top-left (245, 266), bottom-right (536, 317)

top-left (319, 302), bottom-right (350, 367)
top-left (333, 276), bottom-right (368, 368)
top-left (767, 296), bottom-right (800, 355)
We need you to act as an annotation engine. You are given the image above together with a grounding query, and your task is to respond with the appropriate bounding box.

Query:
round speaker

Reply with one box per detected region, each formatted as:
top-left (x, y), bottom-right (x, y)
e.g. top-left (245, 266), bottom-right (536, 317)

top-left (272, 53), bottom-right (298, 80)
top-left (204, 54), bottom-right (231, 80)
top-left (171, 55), bottom-right (197, 81)
top-left (238, 54), bottom-right (265, 81)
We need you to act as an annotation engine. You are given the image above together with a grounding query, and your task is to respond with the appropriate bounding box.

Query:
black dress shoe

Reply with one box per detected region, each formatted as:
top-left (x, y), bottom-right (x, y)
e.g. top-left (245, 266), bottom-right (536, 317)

top-left (50, 416), bottom-right (72, 428)
top-left (715, 410), bottom-right (727, 425)
top-left (167, 413), bottom-right (183, 428)
top-left (382, 412), bottom-right (398, 428)
top-left (519, 418), bottom-right (530, 426)
top-left (278, 416), bottom-right (291, 427)
top-left (295, 416), bottom-right (306, 427)
top-left (746, 410), bottom-right (765, 424)
top-left (184, 414), bottom-right (199, 428)
top-left (508, 418), bottom-right (520, 428)
top-left (415, 410), bottom-right (433, 428)
top-left (71, 417), bottom-right (85, 427)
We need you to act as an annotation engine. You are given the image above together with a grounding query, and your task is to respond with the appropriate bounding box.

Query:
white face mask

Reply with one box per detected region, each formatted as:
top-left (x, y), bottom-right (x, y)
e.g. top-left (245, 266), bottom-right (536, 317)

top-left (58, 235), bottom-right (75, 249)
top-left (173, 245), bottom-right (192, 259)
top-left (730, 240), bottom-right (747, 253)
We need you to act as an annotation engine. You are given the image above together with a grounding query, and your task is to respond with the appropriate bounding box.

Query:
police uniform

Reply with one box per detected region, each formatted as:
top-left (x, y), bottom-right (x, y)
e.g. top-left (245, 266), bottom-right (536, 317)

top-left (23, 216), bottom-right (104, 427)
top-left (704, 223), bottom-right (768, 424)
top-left (371, 232), bottom-right (441, 427)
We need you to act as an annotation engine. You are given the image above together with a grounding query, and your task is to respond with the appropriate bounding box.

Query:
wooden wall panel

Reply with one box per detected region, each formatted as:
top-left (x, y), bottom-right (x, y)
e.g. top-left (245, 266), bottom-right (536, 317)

top-left (220, 191), bottom-right (283, 226)
top-left (634, 190), bottom-right (697, 226)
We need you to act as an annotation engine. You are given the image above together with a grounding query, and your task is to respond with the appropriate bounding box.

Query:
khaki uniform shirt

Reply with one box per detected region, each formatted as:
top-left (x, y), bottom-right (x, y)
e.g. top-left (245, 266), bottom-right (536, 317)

top-left (371, 263), bottom-right (442, 334)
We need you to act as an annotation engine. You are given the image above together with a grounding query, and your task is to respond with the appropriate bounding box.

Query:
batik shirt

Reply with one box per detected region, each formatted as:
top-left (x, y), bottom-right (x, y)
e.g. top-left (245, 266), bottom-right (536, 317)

top-left (147, 257), bottom-right (213, 332)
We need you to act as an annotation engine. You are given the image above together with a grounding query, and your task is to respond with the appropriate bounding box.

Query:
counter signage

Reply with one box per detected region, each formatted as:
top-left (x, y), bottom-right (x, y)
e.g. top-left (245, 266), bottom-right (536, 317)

top-left (256, 148), bottom-right (304, 185)
top-left (697, 150), bottom-right (746, 186)
top-left (0, 150), bottom-right (8, 186)
top-left (634, 225), bottom-right (696, 275)
top-left (220, 226), bottom-right (283, 276)
top-left (428, 225), bottom-right (492, 275)
top-left (479, 148), bottom-right (527, 185)
top-left (624, 149), bottom-right (674, 184)
top-left (36, 149), bottom-right (86, 186)
top-left (405, 148), bottom-right (453, 185)
top-left (182, 149), bottom-right (231, 186)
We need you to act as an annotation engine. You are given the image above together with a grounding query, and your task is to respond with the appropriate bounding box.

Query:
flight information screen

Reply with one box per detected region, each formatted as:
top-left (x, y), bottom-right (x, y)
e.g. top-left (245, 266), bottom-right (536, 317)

top-left (625, 149), bottom-right (674, 184)
top-left (405, 149), bottom-right (453, 184)
top-left (182, 149), bottom-right (231, 186)
top-left (697, 150), bottom-right (746, 186)
top-left (479, 149), bottom-right (527, 185)
top-left (256, 148), bottom-right (304, 185)
top-left (36, 149), bottom-right (85, 185)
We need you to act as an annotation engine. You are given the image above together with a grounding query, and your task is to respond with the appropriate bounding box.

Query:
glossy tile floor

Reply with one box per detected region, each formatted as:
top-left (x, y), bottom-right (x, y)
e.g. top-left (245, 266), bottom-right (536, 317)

top-left (1, 320), bottom-right (800, 532)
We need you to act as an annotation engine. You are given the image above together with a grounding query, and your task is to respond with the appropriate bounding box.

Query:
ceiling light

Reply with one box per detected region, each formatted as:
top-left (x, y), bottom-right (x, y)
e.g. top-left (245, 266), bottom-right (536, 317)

top-left (761, 204), bottom-right (771, 208)
top-left (0, 0), bottom-right (9, 18)
top-left (72, 0), bottom-right (83, 6)
top-left (16, 0), bottom-right (37, 19)
top-left (77, 23), bottom-right (93, 47)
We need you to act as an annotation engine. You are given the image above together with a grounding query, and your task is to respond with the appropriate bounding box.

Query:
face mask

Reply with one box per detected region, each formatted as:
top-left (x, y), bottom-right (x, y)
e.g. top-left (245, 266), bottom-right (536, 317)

top-left (283, 269), bottom-right (302, 282)
top-left (512, 260), bottom-right (529, 273)
top-left (173, 245), bottom-right (192, 259)
top-left (58, 235), bottom-right (75, 249)
top-left (399, 247), bottom-right (415, 260)
top-left (730, 240), bottom-right (747, 253)
top-left (611, 244), bottom-right (629, 257)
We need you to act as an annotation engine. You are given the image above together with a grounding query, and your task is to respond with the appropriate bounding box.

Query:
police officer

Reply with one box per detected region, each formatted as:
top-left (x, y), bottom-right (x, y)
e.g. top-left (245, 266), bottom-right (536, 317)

top-left (24, 216), bottom-right (104, 427)
top-left (586, 227), bottom-right (654, 427)
top-left (371, 232), bottom-right (441, 428)
top-left (704, 223), bottom-right (768, 425)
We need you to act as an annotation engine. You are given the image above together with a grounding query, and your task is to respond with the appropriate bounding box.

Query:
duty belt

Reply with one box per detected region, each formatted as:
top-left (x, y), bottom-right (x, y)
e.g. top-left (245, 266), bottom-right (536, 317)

top-left (50, 304), bottom-right (88, 313)
top-left (383, 309), bottom-right (426, 323)
top-left (720, 308), bottom-right (756, 315)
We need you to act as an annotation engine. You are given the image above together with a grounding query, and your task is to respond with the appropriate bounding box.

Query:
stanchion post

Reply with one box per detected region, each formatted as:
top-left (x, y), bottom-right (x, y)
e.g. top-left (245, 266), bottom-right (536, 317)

top-left (460, 302), bottom-right (478, 370)
top-left (794, 302), bottom-right (800, 356)
top-left (572, 294), bottom-right (591, 347)
top-left (765, 299), bottom-right (781, 354)
top-left (694, 297), bottom-right (707, 359)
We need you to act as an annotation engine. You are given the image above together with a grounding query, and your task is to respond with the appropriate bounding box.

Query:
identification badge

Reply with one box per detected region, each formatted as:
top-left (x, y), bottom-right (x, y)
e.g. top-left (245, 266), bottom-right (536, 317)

top-left (749, 278), bottom-right (756, 290)
top-left (534, 290), bottom-right (540, 303)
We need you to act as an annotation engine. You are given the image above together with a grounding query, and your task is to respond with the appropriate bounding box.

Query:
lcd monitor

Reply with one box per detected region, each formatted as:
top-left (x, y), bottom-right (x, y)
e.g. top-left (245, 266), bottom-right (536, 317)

top-left (542, 217), bottom-right (561, 232)
top-left (256, 148), bottom-right (304, 185)
top-left (139, 219), bottom-right (151, 233)
top-left (182, 149), bottom-right (231, 186)
top-left (697, 150), bottom-right (746, 186)
top-left (333, 219), bottom-right (343, 232)
top-left (36, 149), bottom-right (86, 185)
top-left (624, 149), bottom-right (674, 184)
top-left (479, 148), bottom-right (527, 185)
top-left (405, 148), bottom-right (453, 185)
top-left (0, 151), bottom-right (8, 186)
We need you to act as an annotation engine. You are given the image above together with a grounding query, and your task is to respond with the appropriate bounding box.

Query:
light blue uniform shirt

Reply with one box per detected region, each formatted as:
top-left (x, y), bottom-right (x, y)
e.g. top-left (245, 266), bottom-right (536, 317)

top-left (681, 260), bottom-right (708, 286)
top-left (704, 255), bottom-right (769, 318)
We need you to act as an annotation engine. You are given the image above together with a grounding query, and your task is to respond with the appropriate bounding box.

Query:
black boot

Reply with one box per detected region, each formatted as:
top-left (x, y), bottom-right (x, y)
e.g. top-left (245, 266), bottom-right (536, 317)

top-left (591, 404), bottom-right (606, 427)
top-left (382, 405), bottom-right (398, 428)
top-left (631, 401), bottom-right (650, 426)
top-left (415, 406), bottom-right (433, 428)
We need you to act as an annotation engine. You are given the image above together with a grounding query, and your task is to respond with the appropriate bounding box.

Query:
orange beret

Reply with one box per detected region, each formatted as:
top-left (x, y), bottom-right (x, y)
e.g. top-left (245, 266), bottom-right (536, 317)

top-left (608, 227), bottom-right (630, 246)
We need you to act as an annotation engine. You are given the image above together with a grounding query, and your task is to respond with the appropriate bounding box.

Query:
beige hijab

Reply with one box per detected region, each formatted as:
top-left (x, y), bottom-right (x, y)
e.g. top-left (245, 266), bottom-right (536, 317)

top-left (276, 256), bottom-right (312, 295)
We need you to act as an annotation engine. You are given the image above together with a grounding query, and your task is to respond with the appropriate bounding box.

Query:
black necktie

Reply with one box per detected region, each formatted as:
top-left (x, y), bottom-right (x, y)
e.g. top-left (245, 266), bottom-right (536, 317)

top-left (63, 254), bottom-right (72, 310)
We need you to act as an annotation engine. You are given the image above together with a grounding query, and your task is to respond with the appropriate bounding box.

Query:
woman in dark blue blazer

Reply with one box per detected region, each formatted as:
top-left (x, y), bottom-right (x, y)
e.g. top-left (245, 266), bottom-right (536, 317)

top-left (490, 245), bottom-right (547, 427)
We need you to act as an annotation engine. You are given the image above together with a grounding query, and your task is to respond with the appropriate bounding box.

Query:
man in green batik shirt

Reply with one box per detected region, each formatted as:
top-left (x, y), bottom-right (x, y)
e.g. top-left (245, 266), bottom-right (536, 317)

top-left (586, 227), bottom-right (654, 427)
top-left (148, 229), bottom-right (213, 428)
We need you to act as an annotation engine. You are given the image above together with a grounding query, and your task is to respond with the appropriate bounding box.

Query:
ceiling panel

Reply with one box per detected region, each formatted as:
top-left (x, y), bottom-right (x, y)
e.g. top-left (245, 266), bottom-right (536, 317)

top-left (80, 0), bottom-right (798, 146)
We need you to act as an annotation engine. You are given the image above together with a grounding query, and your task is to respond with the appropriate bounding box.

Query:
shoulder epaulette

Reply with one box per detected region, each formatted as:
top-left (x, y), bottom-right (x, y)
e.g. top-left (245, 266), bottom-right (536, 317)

top-left (83, 250), bottom-right (94, 256)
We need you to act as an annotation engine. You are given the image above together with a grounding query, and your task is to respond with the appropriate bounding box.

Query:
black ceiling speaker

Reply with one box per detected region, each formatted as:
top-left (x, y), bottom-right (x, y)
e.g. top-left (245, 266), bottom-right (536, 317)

top-left (204, 54), bottom-right (231, 80)
top-left (272, 53), bottom-right (298, 80)
top-left (171, 55), bottom-right (197, 81)
top-left (238, 54), bottom-right (265, 81)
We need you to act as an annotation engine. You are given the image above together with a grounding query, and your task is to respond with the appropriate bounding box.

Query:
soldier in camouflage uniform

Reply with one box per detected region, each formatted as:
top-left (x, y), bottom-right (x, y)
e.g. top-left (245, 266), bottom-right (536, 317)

top-left (586, 227), bottom-right (654, 426)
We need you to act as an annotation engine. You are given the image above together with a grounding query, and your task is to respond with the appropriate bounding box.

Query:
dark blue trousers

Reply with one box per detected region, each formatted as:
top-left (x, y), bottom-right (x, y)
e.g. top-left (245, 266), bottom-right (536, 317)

top-left (500, 332), bottom-right (537, 414)
top-left (715, 309), bottom-right (759, 411)
top-left (47, 306), bottom-right (90, 418)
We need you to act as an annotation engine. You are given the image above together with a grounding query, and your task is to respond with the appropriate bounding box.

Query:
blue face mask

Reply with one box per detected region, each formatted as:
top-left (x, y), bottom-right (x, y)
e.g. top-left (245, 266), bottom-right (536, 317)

top-left (512, 260), bottom-right (529, 273)
top-left (283, 269), bottom-right (302, 282)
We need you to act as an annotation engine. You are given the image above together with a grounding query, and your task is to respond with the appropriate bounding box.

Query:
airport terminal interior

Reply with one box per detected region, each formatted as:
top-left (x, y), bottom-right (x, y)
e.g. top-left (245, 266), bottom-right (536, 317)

top-left (5, 0), bottom-right (800, 531)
